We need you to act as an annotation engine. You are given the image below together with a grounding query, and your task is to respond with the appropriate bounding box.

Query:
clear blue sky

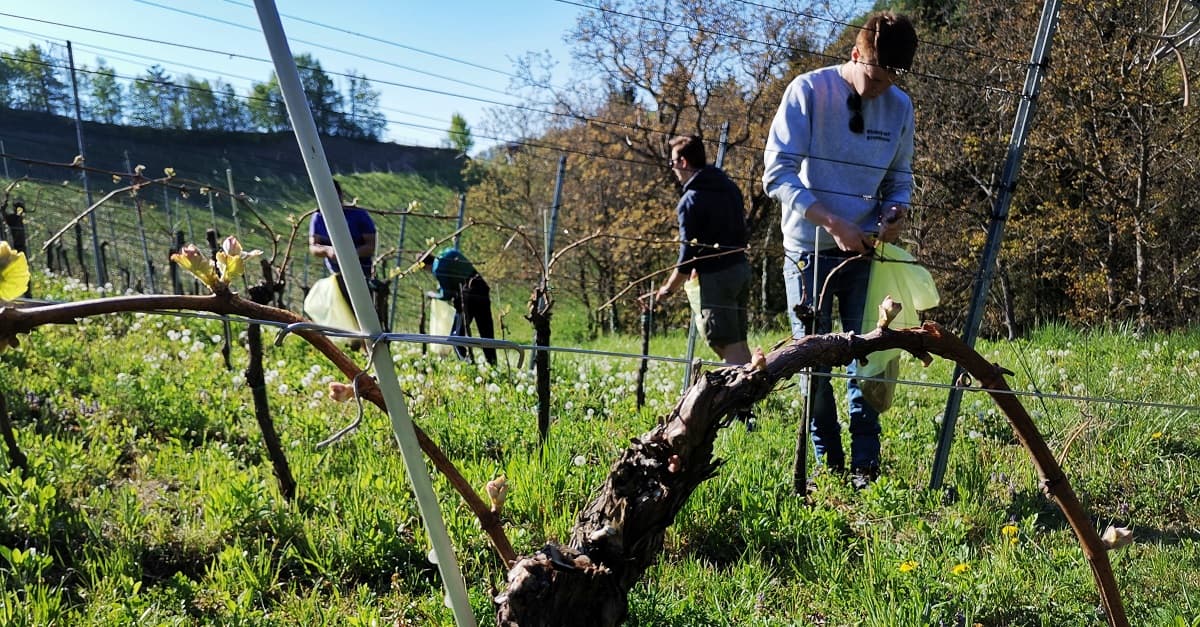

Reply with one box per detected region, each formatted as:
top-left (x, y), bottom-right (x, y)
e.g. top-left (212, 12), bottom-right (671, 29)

top-left (0, 0), bottom-right (584, 150)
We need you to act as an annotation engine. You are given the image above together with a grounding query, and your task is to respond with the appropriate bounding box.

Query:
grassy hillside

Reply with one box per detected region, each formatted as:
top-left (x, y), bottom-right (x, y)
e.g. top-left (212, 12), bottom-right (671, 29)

top-left (0, 109), bottom-right (501, 330)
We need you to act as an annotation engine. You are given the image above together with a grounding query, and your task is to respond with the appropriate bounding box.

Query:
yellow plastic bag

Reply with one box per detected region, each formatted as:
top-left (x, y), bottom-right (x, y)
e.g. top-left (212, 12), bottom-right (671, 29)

top-left (427, 296), bottom-right (456, 356)
top-left (303, 275), bottom-right (359, 344)
top-left (860, 243), bottom-right (939, 411)
top-left (683, 270), bottom-right (702, 327)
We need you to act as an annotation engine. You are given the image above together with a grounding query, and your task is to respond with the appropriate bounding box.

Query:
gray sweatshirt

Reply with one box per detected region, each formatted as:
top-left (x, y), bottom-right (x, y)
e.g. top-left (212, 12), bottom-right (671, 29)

top-left (762, 65), bottom-right (914, 253)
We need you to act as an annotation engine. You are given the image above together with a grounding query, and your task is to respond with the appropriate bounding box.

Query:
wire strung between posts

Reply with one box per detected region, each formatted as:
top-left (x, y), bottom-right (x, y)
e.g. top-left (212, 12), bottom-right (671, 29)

top-left (12, 297), bottom-right (1200, 415)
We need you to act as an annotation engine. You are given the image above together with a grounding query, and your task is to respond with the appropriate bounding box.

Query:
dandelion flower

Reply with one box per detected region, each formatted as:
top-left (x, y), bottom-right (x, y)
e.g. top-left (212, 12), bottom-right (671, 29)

top-left (898, 560), bottom-right (918, 573)
top-left (951, 563), bottom-right (970, 575)
top-left (1001, 524), bottom-right (1019, 538)
top-left (1151, 432), bottom-right (1163, 440)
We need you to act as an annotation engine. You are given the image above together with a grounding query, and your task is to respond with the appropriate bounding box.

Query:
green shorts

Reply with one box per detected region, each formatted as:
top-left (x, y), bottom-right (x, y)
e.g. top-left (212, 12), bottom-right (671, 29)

top-left (696, 261), bottom-right (752, 348)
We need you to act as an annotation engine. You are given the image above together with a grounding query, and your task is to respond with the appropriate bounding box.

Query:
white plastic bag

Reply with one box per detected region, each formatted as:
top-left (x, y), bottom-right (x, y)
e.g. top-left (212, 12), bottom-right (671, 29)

top-left (683, 273), bottom-right (702, 328)
top-left (303, 275), bottom-right (359, 344)
top-left (427, 296), bottom-right (456, 356)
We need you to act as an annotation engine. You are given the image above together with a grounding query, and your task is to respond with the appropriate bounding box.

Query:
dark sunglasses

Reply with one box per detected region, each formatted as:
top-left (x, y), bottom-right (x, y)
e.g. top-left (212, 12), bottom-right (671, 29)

top-left (847, 92), bottom-right (863, 134)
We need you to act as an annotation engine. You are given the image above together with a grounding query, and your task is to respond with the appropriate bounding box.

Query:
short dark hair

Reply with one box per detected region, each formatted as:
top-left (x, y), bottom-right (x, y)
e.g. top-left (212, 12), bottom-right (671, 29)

top-left (668, 135), bottom-right (707, 168)
top-left (857, 12), bottom-right (917, 73)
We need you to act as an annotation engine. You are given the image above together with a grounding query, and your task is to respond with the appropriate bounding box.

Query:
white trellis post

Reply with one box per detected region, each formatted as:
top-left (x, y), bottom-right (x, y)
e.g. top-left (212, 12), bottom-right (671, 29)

top-left (251, 3), bottom-right (476, 625)
top-left (929, 0), bottom-right (1062, 490)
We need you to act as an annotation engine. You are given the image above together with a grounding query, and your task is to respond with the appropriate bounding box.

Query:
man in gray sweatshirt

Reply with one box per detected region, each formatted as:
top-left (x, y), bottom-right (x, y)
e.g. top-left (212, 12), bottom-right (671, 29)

top-left (762, 11), bottom-right (918, 487)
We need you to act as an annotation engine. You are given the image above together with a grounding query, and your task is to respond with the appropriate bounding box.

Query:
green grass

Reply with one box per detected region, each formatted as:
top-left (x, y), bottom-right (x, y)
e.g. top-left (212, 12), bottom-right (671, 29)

top-left (1, 268), bottom-right (1199, 625)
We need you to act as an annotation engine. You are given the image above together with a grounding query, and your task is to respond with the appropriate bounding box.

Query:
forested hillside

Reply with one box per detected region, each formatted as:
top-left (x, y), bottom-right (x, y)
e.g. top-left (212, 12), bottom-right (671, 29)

top-left (463, 0), bottom-right (1200, 335)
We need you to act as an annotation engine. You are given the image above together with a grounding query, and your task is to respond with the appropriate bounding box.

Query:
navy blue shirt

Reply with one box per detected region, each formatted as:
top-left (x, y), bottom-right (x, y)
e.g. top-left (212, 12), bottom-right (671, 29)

top-left (309, 207), bottom-right (376, 276)
top-left (676, 166), bottom-right (748, 273)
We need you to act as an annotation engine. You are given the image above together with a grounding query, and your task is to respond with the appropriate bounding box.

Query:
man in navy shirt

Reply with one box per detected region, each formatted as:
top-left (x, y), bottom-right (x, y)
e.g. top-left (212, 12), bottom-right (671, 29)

top-left (309, 180), bottom-right (377, 282)
top-left (649, 134), bottom-right (752, 366)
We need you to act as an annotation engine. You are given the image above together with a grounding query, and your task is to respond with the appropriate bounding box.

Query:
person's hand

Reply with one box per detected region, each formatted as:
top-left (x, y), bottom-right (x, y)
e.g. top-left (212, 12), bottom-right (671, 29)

top-left (824, 215), bottom-right (872, 254)
top-left (878, 205), bottom-right (907, 243)
top-left (638, 287), bottom-right (667, 307)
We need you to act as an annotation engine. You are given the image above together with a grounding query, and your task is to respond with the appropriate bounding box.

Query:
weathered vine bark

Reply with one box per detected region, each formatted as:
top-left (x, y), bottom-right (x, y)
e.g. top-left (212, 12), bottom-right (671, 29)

top-left (495, 322), bottom-right (1127, 627)
top-left (0, 393), bottom-right (28, 473)
top-left (527, 285), bottom-right (553, 444)
top-left (245, 276), bottom-right (297, 501)
top-left (0, 290), bottom-right (517, 565)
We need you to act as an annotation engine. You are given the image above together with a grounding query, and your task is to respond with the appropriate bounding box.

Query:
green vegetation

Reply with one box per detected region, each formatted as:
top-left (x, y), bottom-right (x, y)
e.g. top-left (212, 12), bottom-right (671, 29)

top-left (0, 269), bottom-right (1198, 625)
top-left (6, 171), bottom-right (465, 327)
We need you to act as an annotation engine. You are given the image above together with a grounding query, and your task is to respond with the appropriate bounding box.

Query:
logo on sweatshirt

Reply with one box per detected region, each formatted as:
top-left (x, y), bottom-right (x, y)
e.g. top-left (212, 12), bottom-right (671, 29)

top-left (866, 129), bottom-right (892, 142)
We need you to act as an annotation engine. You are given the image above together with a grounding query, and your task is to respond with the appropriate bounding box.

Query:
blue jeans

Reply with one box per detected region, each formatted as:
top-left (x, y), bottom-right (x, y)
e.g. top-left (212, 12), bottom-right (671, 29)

top-left (783, 249), bottom-right (880, 470)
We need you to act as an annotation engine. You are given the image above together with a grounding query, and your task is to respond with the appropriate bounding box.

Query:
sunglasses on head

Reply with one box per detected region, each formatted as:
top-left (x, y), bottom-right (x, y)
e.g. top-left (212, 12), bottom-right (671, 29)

top-left (847, 92), bottom-right (863, 134)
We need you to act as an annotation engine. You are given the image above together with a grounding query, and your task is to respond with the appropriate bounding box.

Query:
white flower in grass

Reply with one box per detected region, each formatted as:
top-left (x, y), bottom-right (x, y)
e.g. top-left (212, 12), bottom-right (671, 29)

top-left (486, 383), bottom-right (500, 394)
top-left (232, 373), bottom-right (246, 389)
top-left (277, 384), bottom-right (289, 395)
top-left (573, 455), bottom-right (587, 467)
top-left (116, 373), bottom-right (130, 384)
top-left (211, 334), bottom-right (223, 344)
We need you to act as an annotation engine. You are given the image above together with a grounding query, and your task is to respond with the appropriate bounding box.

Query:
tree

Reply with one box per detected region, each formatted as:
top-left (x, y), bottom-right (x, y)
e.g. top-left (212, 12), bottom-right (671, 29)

top-left (88, 59), bottom-right (124, 124)
top-left (248, 55), bottom-right (348, 135)
top-left (902, 0), bottom-right (1200, 332)
top-left (181, 76), bottom-right (220, 131)
top-left (0, 52), bottom-right (13, 108)
top-left (127, 65), bottom-right (179, 128)
top-left (248, 76), bottom-right (289, 132)
top-left (479, 0), bottom-right (849, 333)
top-left (296, 53), bottom-right (345, 135)
top-left (215, 80), bottom-right (251, 132)
top-left (343, 70), bottom-right (385, 140)
top-left (7, 44), bottom-right (68, 114)
top-left (446, 112), bottom-right (474, 154)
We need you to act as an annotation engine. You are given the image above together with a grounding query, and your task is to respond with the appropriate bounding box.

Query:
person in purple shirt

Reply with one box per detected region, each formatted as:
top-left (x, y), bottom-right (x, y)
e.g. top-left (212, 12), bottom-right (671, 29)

top-left (308, 180), bottom-right (376, 281)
